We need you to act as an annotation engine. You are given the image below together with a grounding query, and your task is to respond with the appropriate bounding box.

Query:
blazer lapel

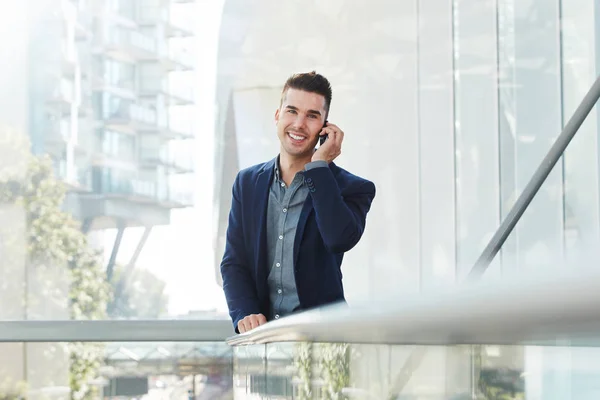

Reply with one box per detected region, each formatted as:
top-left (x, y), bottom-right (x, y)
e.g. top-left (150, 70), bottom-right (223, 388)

top-left (253, 158), bottom-right (275, 286)
top-left (293, 194), bottom-right (314, 269)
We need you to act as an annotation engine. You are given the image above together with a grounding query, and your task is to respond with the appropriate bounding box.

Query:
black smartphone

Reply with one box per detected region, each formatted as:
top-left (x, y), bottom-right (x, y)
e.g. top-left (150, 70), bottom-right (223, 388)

top-left (319, 120), bottom-right (328, 146)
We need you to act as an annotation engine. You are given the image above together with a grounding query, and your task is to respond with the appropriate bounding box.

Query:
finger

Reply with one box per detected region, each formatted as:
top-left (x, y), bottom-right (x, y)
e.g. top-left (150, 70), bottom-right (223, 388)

top-left (249, 315), bottom-right (259, 330)
top-left (238, 320), bottom-right (247, 333)
top-left (257, 314), bottom-right (267, 325)
top-left (333, 130), bottom-right (343, 146)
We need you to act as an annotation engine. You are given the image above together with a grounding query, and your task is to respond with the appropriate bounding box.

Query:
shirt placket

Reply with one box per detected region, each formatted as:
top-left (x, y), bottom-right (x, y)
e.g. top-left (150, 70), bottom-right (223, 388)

top-left (273, 174), bottom-right (302, 319)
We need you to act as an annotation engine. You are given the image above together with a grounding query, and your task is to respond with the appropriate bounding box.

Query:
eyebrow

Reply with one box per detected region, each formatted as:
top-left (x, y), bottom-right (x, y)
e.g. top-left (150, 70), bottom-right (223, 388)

top-left (286, 105), bottom-right (322, 116)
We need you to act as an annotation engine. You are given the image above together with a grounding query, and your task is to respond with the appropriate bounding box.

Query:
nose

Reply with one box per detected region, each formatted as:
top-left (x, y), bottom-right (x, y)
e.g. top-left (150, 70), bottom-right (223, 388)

top-left (291, 115), bottom-right (307, 129)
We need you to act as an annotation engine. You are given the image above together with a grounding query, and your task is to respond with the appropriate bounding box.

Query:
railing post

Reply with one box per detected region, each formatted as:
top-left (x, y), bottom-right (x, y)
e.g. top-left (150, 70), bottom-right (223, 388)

top-left (467, 74), bottom-right (600, 280)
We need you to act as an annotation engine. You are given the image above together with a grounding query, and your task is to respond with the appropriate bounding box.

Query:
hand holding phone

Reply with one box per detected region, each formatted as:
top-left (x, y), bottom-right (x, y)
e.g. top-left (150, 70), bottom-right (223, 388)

top-left (312, 121), bottom-right (343, 163)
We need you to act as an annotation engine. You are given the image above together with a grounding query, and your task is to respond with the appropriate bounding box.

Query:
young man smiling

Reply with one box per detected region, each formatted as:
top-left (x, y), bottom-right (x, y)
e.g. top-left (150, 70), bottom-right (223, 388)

top-left (220, 71), bottom-right (376, 333)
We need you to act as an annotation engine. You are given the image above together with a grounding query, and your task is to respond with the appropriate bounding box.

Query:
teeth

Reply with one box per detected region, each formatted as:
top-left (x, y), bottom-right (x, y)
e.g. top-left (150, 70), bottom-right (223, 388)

top-left (289, 133), bottom-right (305, 141)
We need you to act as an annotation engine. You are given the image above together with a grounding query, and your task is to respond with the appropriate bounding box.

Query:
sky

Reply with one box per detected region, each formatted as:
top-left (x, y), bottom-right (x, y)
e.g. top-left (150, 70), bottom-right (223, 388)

top-left (103, 0), bottom-right (228, 317)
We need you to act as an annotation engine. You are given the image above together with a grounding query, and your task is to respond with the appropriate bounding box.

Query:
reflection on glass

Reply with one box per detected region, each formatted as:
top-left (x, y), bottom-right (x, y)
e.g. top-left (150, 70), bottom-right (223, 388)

top-left (234, 343), bottom-right (600, 400)
top-left (0, 342), bottom-right (233, 400)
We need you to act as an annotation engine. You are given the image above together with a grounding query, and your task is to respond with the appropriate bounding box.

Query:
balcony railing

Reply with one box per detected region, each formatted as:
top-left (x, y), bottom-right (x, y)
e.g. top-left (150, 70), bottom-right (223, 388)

top-left (92, 170), bottom-right (194, 208)
top-left (102, 28), bottom-right (157, 60)
top-left (140, 148), bottom-right (195, 173)
top-left (139, 80), bottom-right (195, 105)
top-left (102, 102), bottom-right (157, 129)
top-left (137, 7), bottom-right (193, 37)
top-left (48, 79), bottom-right (76, 105)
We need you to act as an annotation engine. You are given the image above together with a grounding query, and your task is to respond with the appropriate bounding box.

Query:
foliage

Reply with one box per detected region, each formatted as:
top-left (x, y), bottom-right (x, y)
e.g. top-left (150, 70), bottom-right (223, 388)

top-left (0, 378), bottom-right (27, 400)
top-left (0, 131), bottom-right (111, 400)
top-left (293, 342), bottom-right (313, 400)
top-left (318, 343), bottom-right (350, 400)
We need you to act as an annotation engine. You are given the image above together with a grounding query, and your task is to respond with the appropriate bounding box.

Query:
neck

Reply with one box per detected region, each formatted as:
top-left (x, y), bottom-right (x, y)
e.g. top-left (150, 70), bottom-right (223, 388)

top-left (278, 152), bottom-right (312, 185)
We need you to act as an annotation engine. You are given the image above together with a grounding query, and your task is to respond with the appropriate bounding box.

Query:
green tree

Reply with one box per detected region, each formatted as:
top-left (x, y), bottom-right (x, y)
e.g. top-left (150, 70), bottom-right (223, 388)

top-left (0, 131), bottom-right (111, 400)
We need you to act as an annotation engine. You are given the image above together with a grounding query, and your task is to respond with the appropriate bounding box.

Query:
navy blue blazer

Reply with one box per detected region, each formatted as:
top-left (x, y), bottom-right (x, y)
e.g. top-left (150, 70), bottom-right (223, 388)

top-left (220, 157), bottom-right (376, 332)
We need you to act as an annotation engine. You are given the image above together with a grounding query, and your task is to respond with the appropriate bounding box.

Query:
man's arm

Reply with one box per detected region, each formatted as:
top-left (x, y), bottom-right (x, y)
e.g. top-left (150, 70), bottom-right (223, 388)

top-left (220, 173), bottom-right (262, 332)
top-left (303, 164), bottom-right (376, 253)
top-left (305, 122), bottom-right (375, 253)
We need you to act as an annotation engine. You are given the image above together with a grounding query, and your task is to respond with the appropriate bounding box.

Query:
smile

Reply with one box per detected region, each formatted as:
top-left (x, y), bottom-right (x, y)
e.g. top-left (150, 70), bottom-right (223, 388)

top-left (288, 132), bottom-right (307, 141)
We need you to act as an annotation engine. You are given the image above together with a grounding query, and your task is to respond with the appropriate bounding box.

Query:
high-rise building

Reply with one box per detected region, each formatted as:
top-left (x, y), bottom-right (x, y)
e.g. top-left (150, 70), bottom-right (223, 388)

top-left (29, 0), bottom-right (197, 272)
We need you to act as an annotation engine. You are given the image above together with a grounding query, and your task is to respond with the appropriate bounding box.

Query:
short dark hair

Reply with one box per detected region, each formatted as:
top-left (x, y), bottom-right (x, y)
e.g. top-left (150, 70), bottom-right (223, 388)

top-left (280, 71), bottom-right (332, 117)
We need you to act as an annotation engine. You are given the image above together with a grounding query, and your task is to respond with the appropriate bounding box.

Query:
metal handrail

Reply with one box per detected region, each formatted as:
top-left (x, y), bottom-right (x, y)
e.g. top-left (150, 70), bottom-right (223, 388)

top-left (226, 268), bottom-right (600, 347)
top-left (0, 319), bottom-right (233, 342)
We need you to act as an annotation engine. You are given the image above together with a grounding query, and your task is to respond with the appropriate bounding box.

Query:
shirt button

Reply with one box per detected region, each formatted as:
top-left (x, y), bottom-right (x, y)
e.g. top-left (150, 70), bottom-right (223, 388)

top-left (279, 235), bottom-right (283, 240)
top-left (277, 289), bottom-right (282, 294)
top-left (280, 182), bottom-right (285, 187)
top-left (275, 314), bottom-right (280, 319)
top-left (276, 263), bottom-right (281, 267)
top-left (283, 208), bottom-right (287, 213)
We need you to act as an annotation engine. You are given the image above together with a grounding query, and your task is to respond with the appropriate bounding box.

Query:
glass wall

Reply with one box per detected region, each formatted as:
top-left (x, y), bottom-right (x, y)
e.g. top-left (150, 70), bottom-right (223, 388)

top-left (213, 0), bottom-right (600, 297)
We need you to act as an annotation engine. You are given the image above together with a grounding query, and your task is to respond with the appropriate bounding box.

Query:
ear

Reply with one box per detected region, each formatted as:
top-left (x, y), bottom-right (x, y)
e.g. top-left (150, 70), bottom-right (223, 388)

top-left (274, 108), bottom-right (280, 123)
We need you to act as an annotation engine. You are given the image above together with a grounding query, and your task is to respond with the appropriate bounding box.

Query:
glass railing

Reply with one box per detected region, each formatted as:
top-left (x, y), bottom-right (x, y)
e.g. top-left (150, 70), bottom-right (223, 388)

top-left (105, 28), bottom-right (156, 56)
top-left (226, 269), bottom-right (600, 399)
top-left (50, 79), bottom-right (75, 103)
top-left (0, 320), bottom-right (234, 400)
top-left (2, 270), bottom-right (600, 399)
top-left (102, 102), bottom-right (157, 127)
top-left (140, 147), bottom-right (195, 172)
top-left (91, 168), bottom-right (194, 207)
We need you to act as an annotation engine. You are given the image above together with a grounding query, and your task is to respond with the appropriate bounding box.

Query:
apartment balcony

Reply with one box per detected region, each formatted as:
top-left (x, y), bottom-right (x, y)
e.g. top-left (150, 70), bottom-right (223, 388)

top-left (139, 81), bottom-right (194, 106)
top-left (92, 174), bottom-right (154, 201)
top-left (139, 147), bottom-right (195, 174)
top-left (98, 28), bottom-right (157, 63)
top-left (47, 79), bottom-right (77, 112)
top-left (137, 7), bottom-right (194, 38)
top-left (90, 169), bottom-right (193, 209)
top-left (166, 17), bottom-right (195, 38)
top-left (157, 47), bottom-right (195, 72)
top-left (102, 102), bottom-right (158, 131)
top-left (92, 76), bottom-right (136, 101)
top-left (53, 159), bottom-right (92, 192)
top-left (45, 118), bottom-right (71, 145)
top-left (139, 119), bottom-right (194, 140)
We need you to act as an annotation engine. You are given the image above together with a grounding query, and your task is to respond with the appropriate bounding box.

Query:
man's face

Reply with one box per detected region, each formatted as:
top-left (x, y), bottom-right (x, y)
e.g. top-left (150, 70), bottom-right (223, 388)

top-left (275, 88), bottom-right (327, 159)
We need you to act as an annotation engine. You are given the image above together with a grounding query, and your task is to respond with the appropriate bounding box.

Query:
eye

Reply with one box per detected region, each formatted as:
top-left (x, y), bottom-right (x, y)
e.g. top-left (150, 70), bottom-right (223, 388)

top-left (287, 109), bottom-right (297, 114)
top-left (308, 114), bottom-right (317, 119)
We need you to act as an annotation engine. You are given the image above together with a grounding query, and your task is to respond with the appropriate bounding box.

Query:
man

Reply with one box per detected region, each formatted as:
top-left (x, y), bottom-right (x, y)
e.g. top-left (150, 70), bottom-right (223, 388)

top-left (220, 71), bottom-right (376, 333)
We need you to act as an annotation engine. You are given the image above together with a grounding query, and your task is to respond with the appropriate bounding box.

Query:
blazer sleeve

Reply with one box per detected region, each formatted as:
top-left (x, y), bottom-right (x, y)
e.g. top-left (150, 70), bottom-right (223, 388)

top-left (220, 172), bottom-right (261, 333)
top-left (303, 166), bottom-right (376, 253)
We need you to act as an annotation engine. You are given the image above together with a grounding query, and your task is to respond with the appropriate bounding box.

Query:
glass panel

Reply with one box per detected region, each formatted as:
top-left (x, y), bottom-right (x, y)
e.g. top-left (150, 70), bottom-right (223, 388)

top-left (233, 342), bottom-right (600, 400)
top-left (0, 341), bottom-right (232, 400)
top-left (453, 0), bottom-right (501, 280)
top-left (497, 0), bottom-right (564, 275)
top-left (561, 0), bottom-right (600, 267)
top-left (418, 0), bottom-right (457, 289)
